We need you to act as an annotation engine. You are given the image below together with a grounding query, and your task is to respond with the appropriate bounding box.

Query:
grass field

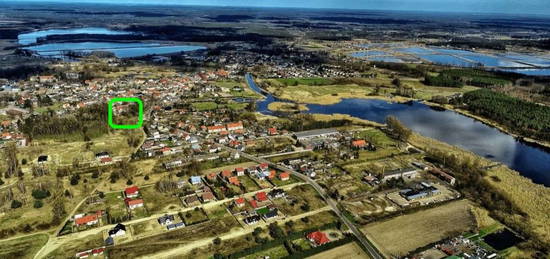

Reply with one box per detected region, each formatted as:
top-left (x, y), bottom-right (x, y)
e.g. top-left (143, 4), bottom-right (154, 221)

top-left (485, 166), bottom-right (550, 247)
top-left (362, 200), bottom-right (476, 257)
top-left (262, 74), bottom-right (477, 105)
top-left (182, 208), bottom-right (209, 225)
top-left (0, 233), bottom-right (48, 259)
top-left (108, 216), bottom-right (240, 258)
top-left (44, 232), bottom-right (104, 258)
top-left (307, 242), bottom-right (370, 259)
top-left (140, 186), bottom-right (181, 214)
top-left (191, 102), bottom-right (218, 111)
top-left (274, 184), bottom-right (326, 216)
top-left (268, 102), bottom-right (309, 112)
top-left (16, 130), bottom-right (141, 167)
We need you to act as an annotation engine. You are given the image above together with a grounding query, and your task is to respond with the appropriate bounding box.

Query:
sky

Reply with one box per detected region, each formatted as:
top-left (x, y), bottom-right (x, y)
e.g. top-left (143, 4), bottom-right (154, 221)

top-left (7, 0), bottom-right (550, 15)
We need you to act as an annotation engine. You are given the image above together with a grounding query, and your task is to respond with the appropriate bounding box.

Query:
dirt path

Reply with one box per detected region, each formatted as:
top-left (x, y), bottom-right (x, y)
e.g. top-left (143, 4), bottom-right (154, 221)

top-left (146, 206), bottom-right (331, 259)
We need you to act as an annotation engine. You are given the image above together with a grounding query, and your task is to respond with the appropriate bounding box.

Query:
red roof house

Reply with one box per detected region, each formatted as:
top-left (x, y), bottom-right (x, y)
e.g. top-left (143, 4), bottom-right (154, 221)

top-left (221, 170), bottom-right (233, 179)
top-left (124, 186), bottom-right (139, 198)
top-left (307, 231), bottom-right (330, 246)
top-left (235, 197), bottom-right (246, 207)
top-left (255, 192), bottom-right (268, 202)
top-left (126, 199), bottom-right (144, 209)
top-left (228, 176), bottom-right (240, 186)
top-left (351, 140), bottom-right (367, 148)
top-left (75, 214), bottom-right (98, 226)
top-left (279, 172), bottom-right (290, 181)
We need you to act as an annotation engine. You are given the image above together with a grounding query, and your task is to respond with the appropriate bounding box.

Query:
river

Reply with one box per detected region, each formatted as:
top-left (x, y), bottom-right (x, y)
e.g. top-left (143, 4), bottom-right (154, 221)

top-left (245, 73), bottom-right (550, 187)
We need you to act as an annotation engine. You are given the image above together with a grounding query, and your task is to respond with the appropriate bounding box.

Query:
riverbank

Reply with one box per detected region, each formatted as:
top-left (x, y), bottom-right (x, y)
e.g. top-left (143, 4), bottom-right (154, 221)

top-left (423, 101), bottom-right (550, 149)
top-left (267, 102), bottom-right (309, 112)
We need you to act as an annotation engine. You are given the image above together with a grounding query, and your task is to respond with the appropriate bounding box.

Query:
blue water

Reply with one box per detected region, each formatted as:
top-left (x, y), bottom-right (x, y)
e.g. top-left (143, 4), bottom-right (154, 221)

top-left (352, 45), bottom-right (549, 75)
top-left (368, 56), bottom-right (404, 63)
top-left (499, 68), bottom-right (550, 76)
top-left (418, 54), bottom-right (475, 67)
top-left (396, 47), bottom-right (434, 55)
top-left (350, 51), bottom-right (389, 57)
top-left (500, 54), bottom-right (550, 67)
top-left (462, 54), bottom-right (528, 68)
top-left (246, 73), bottom-right (550, 186)
top-left (18, 27), bottom-right (206, 58)
top-left (25, 42), bottom-right (206, 58)
top-left (18, 27), bottom-right (131, 45)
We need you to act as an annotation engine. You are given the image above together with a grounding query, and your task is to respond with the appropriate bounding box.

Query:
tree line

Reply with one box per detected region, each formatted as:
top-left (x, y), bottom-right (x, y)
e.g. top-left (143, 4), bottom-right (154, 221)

top-left (461, 89), bottom-right (550, 141)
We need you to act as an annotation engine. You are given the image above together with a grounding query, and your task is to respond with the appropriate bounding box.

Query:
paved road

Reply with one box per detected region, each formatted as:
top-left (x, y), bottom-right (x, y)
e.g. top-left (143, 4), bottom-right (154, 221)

top-left (219, 145), bottom-right (385, 259)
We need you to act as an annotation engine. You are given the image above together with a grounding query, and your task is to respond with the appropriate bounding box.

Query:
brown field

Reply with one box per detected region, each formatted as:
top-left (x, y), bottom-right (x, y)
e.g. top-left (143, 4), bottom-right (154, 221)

top-left (0, 233), bottom-right (48, 259)
top-left (308, 242), bottom-right (370, 259)
top-left (361, 200), bottom-right (475, 257)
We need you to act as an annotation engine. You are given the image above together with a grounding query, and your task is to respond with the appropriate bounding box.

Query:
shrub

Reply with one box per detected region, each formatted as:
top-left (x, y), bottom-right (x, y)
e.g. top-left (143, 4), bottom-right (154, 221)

top-left (33, 200), bottom-right (44, 208)
top-left (11, 200), bottom-right (23, 209)
top-left (32, 189), bottom-right (51, 199)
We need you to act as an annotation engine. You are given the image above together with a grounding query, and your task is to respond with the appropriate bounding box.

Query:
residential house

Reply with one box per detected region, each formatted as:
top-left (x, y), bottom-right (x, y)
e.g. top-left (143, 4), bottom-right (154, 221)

top-left (75, 214), bottom-right (99, 226)
top-left (158, 214), bottom-right (175, 226)
top-left (244, 215), bottom-right (261, 225)
top-left (234, 197), bottom-right (246, 207)
top-left (190, 176), bottom-right (202, 185)
top-left (226, 121), bottom-right (244, 131)
top-left (108, 223), bottom-right (126, 237)
top-left (268, 189), bottom-right (286, 199)
top-left (126, 199), bottom-right (144, 210)
top-left (255, 192), bottom-right (268, 202)
top-left (166, 222), bottom-right (185, 230)
top-left (207, 125), bottom-right (225, 133)
top-left (228, 176), bottom-right (240, 186)
top-left (268, 127), bottom-right (278, 135)
top-left (307, 231), bottom-right (330, 246)
top-left (235, 167), bottom-right (245, 176)
top-left (262, 208), bottom-right (278, 220)
top-left (351, 139), bottom-right (367, 149)
top-left (124, 186), bottom-right (140, 198)
top-left (185, 195), bottom-right (200, 206)
top-left (201, 192), bottom-right (215, 203)
top-left (279, 172), bottom-right (290, 181)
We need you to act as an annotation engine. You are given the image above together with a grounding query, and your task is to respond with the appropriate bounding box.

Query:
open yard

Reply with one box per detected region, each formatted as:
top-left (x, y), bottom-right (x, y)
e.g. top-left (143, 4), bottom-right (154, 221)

top-left (140, 186), bottom-right (181, 214)
top-left (273, 184), bottom-right (327, 216)
top-left (307, 242), bottom-right (370, 259)
top-left (361, 200), bottom-right (476, 257)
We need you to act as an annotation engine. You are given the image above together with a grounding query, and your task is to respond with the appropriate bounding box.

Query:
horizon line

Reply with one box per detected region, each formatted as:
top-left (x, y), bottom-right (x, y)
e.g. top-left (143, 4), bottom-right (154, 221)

top-left (4, 0), bottom-right (550, 17)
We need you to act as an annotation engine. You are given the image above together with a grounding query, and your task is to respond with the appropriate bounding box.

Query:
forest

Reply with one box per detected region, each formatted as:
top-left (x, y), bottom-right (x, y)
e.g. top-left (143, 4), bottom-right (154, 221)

top-left (462, 89), bottom-right (550, 141)
top-left (425, 69), bottom-right (512, 88)
top-left (20, 103), bottom-right (109, 140)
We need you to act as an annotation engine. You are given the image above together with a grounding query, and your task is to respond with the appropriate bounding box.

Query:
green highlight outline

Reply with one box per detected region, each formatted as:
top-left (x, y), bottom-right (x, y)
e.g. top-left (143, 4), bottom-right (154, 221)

top-left (108, 97), bottom-right (144, 129)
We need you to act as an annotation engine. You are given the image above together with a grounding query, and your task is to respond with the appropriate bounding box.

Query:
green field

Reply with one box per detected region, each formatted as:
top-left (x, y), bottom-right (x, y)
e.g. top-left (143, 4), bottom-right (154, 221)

top-left (191, 102), bottom-right (218, 111)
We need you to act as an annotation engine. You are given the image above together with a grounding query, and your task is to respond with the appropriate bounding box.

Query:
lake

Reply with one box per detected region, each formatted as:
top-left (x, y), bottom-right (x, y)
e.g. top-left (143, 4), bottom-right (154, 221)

top-left (18, 27), bottom-right (131, 45)
top-left (18, 27), bottom-right (206, 58)
top-left (246, 73), bottom-right (550, 187)
top-left (354, 45), bottom-right (550, 75)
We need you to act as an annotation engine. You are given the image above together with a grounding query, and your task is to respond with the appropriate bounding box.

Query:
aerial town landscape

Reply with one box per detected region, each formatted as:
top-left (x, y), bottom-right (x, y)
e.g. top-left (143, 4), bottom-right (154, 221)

top-left (0, 0), bottom-right (549, 258)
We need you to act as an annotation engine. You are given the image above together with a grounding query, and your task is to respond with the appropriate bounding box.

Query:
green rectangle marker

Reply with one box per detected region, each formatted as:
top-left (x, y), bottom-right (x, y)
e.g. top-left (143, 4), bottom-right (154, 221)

top-left (108, 97), bottom-right (144, 129)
